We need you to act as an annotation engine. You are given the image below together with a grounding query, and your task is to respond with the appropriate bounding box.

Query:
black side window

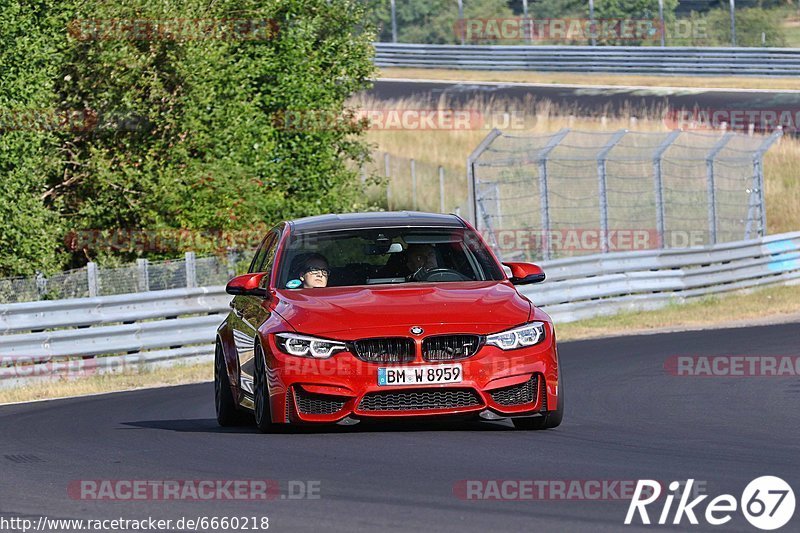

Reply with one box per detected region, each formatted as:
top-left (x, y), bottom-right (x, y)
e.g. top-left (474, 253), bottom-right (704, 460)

top-left (258, 230), bottom-right (280, 275)
top-left (248, 233), bottom-right (275, 273)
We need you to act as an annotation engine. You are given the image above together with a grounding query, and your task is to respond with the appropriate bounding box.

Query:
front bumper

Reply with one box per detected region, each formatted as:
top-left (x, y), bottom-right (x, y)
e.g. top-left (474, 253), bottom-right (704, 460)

top-left (263, 330), bottom-right (559, 424)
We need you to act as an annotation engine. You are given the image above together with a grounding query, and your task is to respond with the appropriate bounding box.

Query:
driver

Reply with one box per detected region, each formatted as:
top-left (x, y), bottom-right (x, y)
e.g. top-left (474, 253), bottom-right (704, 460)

top-left (287, 253), bottom-right (330, 288)
top-left (405, 244), bottom-right (437, 280)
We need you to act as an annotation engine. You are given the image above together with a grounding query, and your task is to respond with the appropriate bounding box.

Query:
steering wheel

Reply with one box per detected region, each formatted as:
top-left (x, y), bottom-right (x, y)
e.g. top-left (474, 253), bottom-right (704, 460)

top-left (413, 268), bottom-right (469, 282)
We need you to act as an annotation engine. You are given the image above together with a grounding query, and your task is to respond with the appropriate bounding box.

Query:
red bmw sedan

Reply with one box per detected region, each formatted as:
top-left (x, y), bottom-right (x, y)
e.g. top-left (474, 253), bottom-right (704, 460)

top-left (215, 211), bottom-right (563, 432)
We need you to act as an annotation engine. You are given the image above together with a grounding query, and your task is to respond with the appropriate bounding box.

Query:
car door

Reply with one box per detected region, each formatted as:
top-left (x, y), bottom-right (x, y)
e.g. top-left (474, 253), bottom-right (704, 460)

top-left (231, 228), bottom-right (281, 397)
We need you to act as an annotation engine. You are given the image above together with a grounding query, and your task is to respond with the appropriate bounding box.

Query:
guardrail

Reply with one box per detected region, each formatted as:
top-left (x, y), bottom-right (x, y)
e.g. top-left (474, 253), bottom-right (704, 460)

top-left (374, 43), bottom-right (800, 76)
top-left (0, 287), bottom-right (229, 389)
top-left (519, 231), bottom-right (800, 321)
top-left (1, 231), bottom-right (799, 388)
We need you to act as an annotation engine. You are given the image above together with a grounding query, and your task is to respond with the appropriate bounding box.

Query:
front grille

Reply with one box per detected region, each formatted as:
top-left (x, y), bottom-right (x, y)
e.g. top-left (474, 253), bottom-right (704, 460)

top-left (294, 388), bottom-right (346, 415)
top-left (489, 375), bottom-right (538, 406)
top-left (358, 388), bottom-right (482, 412)
top-left (352, 337), bottom-right (415, 363)
top-left (422, 335), bottom-right (482, 361)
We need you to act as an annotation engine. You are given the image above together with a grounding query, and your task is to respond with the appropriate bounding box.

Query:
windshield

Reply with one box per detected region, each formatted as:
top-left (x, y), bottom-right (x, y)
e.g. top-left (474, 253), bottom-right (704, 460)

top-left (278, 227), bottom-right (504, 288)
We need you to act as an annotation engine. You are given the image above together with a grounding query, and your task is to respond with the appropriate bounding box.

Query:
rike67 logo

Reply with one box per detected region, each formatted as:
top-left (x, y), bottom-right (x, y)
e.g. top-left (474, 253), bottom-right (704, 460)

top-left (626, 477), bottom-right (795, 530)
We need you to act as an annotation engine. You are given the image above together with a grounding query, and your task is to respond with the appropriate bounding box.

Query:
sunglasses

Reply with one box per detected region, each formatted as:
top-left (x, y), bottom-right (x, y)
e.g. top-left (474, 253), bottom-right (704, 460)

top-left (303, 267), bottom-right (330, 277)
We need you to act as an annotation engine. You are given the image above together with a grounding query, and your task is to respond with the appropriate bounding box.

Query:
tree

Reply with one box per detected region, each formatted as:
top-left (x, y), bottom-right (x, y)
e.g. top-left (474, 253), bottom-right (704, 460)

top-left (705, 7), bottom-right (788, 46)
top-left (591, 0), bottom-right (679, 45)
top-left (0, 0), bottom-right (378, 275)
top-left (0, 0), bottom-right (70, 275)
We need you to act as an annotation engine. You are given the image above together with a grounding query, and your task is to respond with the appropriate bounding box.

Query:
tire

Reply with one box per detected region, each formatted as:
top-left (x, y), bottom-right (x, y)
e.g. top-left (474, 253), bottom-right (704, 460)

top-left (513, 373), bottom-right (564, 430)
top-left (215, 341), bottom-right (247, 427)
top-left (253, 343), bottom-right (278, 433)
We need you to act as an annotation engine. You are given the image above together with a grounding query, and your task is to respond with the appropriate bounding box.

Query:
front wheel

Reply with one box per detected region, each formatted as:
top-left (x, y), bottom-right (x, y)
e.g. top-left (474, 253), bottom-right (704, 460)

top-left (513, 373), bottom-right (564, 430)
top-left (253, 343), bottom-right (278, 433)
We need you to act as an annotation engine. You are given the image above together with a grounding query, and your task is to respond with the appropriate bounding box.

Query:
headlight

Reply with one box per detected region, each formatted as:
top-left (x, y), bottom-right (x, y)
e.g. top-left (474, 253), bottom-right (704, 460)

top-left (275, 333), bottom-right (346, 358)
top-left (486, 322), bottom-right (546, 350)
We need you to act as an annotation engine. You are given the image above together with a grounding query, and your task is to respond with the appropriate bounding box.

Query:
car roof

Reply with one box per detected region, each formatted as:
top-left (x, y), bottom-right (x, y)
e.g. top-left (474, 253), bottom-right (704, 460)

top-left (288, 211), bottom-right (466, 233)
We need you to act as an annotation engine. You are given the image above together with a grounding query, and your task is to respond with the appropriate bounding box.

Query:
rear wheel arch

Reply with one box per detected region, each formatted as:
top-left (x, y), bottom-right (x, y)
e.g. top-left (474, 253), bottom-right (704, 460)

top-left (216, 327), bottom-right (240, 390)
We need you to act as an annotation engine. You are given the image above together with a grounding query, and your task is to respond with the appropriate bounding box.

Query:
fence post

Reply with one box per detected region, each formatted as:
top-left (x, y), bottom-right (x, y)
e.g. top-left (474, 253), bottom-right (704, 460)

top-left (35, 272), bottom-right (47, 300)
top-left (744, 161), bottom-right (760, 240)
top-left (410, 158), bottom-right (417, 211)
top-left (438, 166), bottom-right (445, 213)
top-left (226, 250), bottom-right (238, 279)
top-left (87, 262), bottom-right (98, 297)
top-left (750, 129), bottom-right (783, 237)
top-left (492, 183), bottom-right (501, 229)
top-left (185, 251), bottom-right (197, 288)
top-left (706, 132), bottom-right (733, 245)
top-left (467, 129), bottom-right (502, 228)
top-left (652, 130), bottom-right (681, 248)
top-left (390, 0), bottom-right (397, 43)
top-left (457, 0), bottom-right (464, 45)
top-left (596, 130), bottom-right (627, 253)
top-left (384, 153), bottom-right (392, 210)
top-left (522, 0), bottom-right (531, 43)
top-left (537, 129), bottom-right (570, 260)
top-left (137, 258), bottom-right (150, 292)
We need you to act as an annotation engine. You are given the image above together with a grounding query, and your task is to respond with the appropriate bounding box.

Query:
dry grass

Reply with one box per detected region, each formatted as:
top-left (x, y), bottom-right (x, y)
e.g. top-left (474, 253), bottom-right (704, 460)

top-left (763, 141), bottom-right (800, 234)
top-left (0, 362), bottom-right (211, 405)
top-left (353, 94), bottom-right (800, 234)
top-left (378, 67), bottom-right (800, 91)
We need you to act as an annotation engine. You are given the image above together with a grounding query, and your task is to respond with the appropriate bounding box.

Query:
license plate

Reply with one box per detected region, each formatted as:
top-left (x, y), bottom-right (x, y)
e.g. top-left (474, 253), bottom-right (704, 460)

top-left (377, 364), bottom-right (463, 386)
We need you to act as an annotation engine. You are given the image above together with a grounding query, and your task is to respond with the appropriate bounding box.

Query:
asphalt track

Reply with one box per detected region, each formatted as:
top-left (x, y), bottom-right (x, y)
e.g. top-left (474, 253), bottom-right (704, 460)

top-left (1, 322), bottom-right (799, 532)
top-left (368, 79), bottom-right (800, 118)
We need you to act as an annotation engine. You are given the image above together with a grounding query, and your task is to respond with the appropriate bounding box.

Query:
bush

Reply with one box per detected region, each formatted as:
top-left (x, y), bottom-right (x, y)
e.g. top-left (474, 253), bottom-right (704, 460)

top-left (704, 7), bottom-right (787, 47)
top-left (0, 0), bottom-right (377, 276)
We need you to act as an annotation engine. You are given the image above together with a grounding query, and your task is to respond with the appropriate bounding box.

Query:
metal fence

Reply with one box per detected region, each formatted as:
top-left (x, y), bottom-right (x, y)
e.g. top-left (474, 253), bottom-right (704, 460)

top-left (3, 231), bottom-right (799, 388)
top-left (374, 1), bottom-right (777, 48)
top-left (0, 252), bottom-right (251, 305)
top-left (363, 151), bottom-right (464, 214)
top-left (468, 128), bottom-right (782, 261)
top-left (373, 44), bottom-right (800, 76)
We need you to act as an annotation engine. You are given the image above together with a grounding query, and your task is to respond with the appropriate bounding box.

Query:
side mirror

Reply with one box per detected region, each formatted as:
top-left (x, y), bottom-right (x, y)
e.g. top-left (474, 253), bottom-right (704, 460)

top-left (226, 272), bottom-right (269, 297)
top-left (503, 262), bottom-right (546, 285)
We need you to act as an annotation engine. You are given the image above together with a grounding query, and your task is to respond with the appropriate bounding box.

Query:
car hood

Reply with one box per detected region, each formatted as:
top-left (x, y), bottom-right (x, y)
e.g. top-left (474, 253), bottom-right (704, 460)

top-left (272, 281), bottom-right (532, 338)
